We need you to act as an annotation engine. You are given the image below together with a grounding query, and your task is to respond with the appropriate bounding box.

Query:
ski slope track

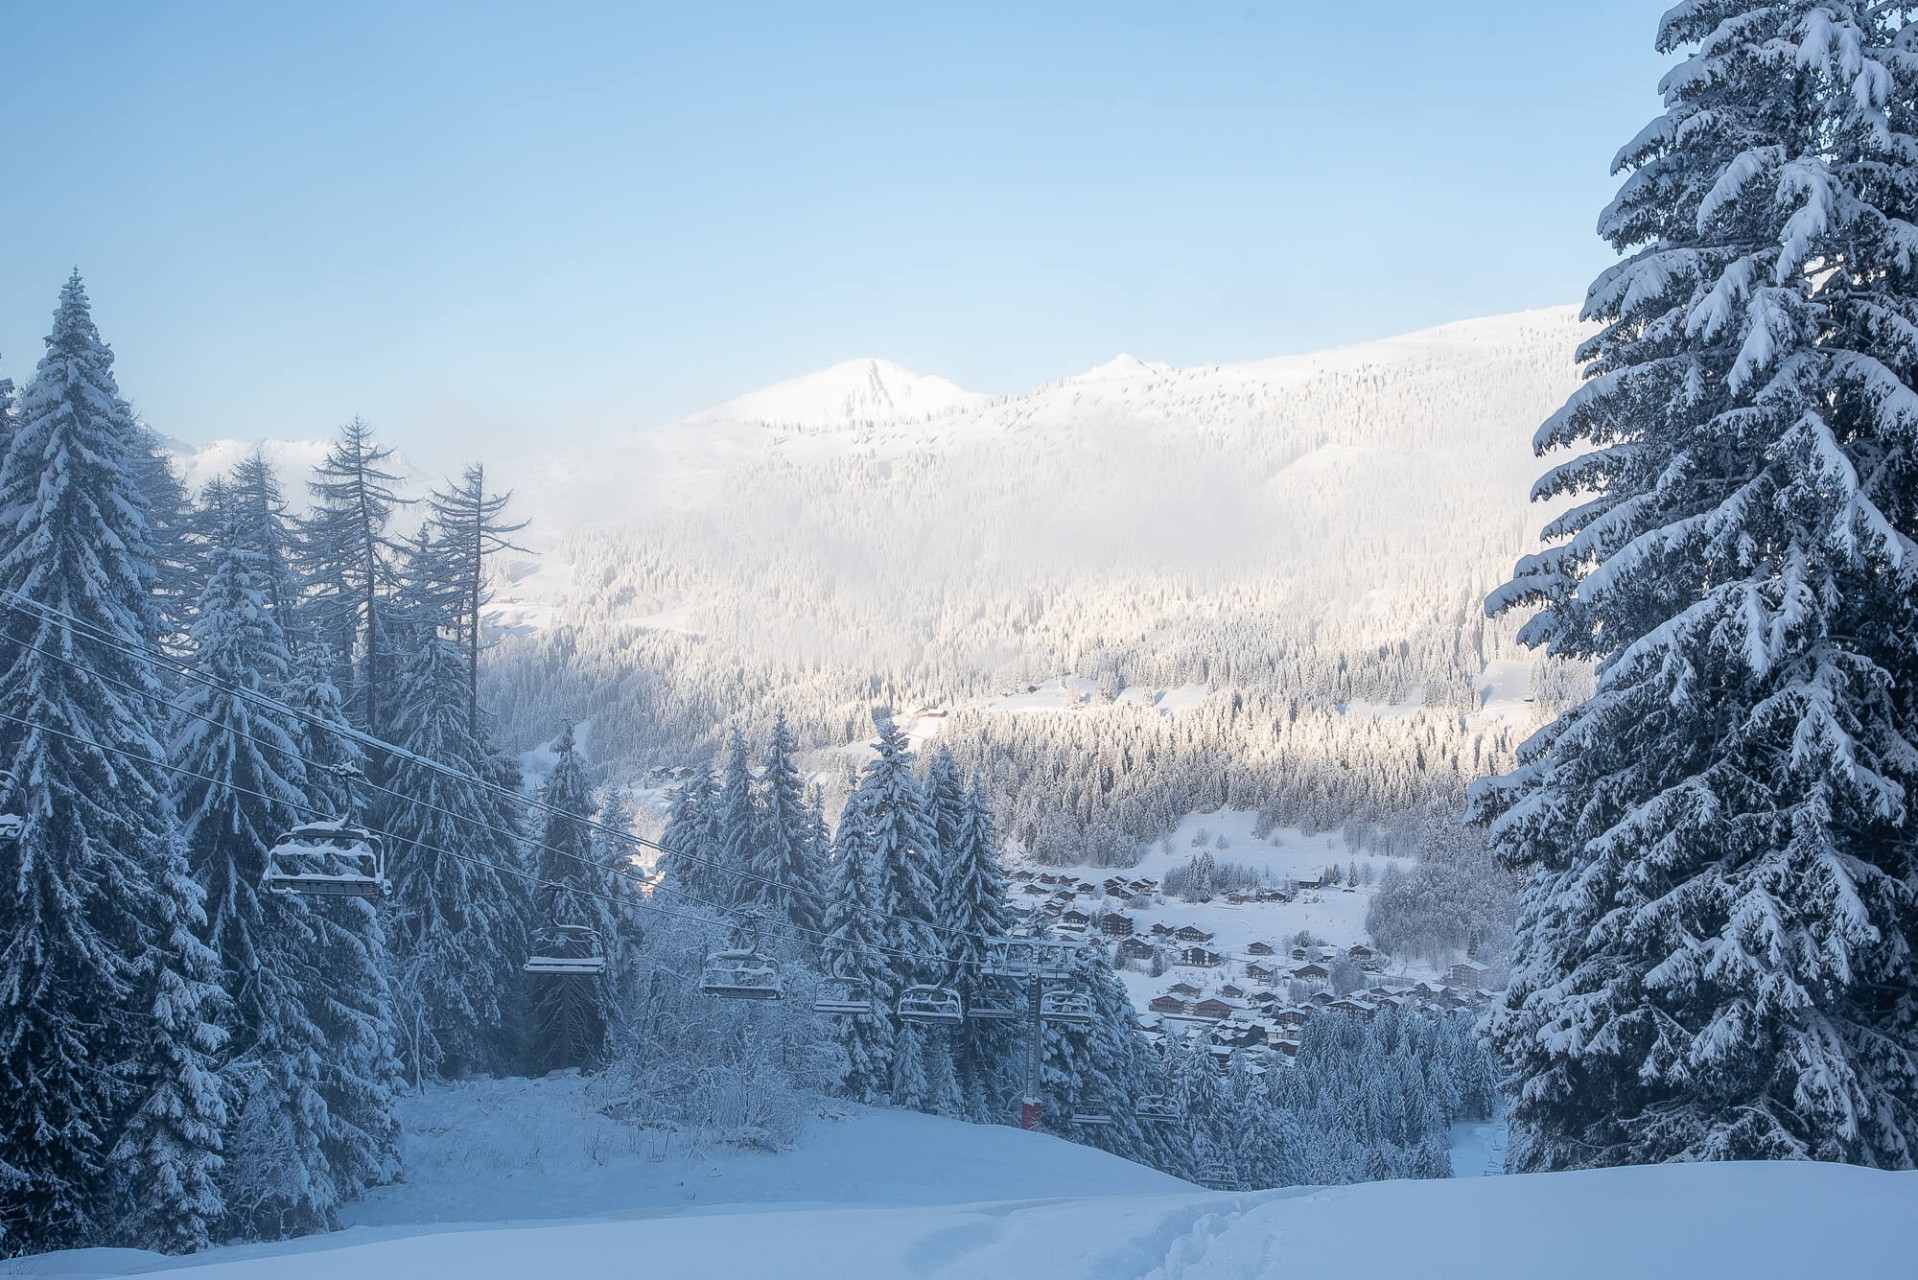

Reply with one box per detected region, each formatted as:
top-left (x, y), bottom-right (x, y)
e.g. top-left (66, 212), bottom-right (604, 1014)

top-left (17, 1075), bottom-right (1913, 1280)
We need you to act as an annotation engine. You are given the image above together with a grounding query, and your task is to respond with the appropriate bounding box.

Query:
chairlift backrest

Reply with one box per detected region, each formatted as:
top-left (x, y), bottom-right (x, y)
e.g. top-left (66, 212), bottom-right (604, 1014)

top-left (701, 948), bottom-right (783, 1000)
top-left (525, 923), bottom-right (607, 976)
top-left (262, 822), bottom-right (388, 898)
top-left (897, 984), bottom-right (965, 1024)
top-left (1040, 988), bottom-right (1095, 1025)
top-left (813, 974), bottom-right (876, 1016)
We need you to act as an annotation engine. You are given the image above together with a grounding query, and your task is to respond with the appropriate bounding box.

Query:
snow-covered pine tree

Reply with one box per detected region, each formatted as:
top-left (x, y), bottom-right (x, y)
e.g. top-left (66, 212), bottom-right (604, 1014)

top-left (425, 465), bottom-right (527, 736)
top-left (712, 728), bottom-right (759, 909)
top-left (297, 418), bottom-right (409, 740)
top-left (1170, 1030), bottom-right (1233, 1184)
top-left (525, 724), bottom-right (611, 1072)
top-left (923, 744), bottom-right (967, 864)
top-left (1057, 956), bottom-right (1154, 1162)
top-left (657, 773), bottom-right (720, 902)
top-left (743, 712), bottom-right (821, 937)
top-left (284, 646), bottom-right (404, 1195)
top-left (940, 779), bottom-right (1015, 1120)
top-left (226, 451), bottom-right (305, 649)
top-left (172, 523), bottom-right (339, 1240)
top-left (854, 710), bottom-right (942, 978)
top-left (587, 784), bottom-right (647, 1025)
top-left (821, 785), bottom-right (894, 1103)
top-left (1474, 3), bottom-right (1918, 1170)
top-left (0, 274), bottom-right (228, 1254)
top-left (378, 633), bottom-right (531, 1078)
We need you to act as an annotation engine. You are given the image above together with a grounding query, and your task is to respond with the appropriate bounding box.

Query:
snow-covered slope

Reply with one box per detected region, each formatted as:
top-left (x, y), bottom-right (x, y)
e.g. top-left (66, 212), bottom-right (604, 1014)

top-left (23, 1075), bottom-right (1915, 1280)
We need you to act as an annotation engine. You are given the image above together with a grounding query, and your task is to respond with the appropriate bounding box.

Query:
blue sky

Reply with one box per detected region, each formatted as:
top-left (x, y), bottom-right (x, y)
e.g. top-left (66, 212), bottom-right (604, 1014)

top-left (1, 2), bottom-right (1669, 456)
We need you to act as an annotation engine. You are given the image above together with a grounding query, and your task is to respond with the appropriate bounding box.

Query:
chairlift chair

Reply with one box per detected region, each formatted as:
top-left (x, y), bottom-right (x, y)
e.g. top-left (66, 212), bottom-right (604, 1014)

top-left (1195, 1160), bottom-right (1236, 1190)
top-left (262, 821), bottom-right (388, 898)
top-left (524, 923), bottom-right (607, 976)
top-left (1039, 988), bottom-right (1095, 1025)
top-left (1071, 1111), bottom-right (1115, 1128)
top-left (813, 977), bottom-right (877, 1016)
top-left (964, 975), bottom-right (1023, 1021)
top-left (897, 984), bottom-right (965, 1025)
top-left (986, 937), bottom-right (1076, 980)
top-left (0, 770), bottom-right (24, 843)
top-left (1136, 1094), bottom-right (1180, 1123)
top-left (701, 948), bottom-right (784, 1000)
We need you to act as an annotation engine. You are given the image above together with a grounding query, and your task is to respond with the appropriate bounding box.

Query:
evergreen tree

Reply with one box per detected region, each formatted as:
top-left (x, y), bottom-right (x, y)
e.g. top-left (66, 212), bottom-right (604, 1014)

top-left (378, 634), bottom-right (530, 1078)
top-left (855, 711), bottom-right (942, 978)
top-left (226, 451), bottom-right (305, 647)
top-left (525, 725), bottom-right (610, 1072)
top-left (711, 728), bottom-right (758, 908)
top-left (940, 780), bottom-right (1014, 1119)
top-left (297, 418), bottom-right (409, 740)
top-left (1475, 3), bottom-right (1918, 1170)
top-left (425, 465), bottom-right (527, 736)
top-left (172, 526), bottom-right (337, 1240)
top-left (744, 712), bottom-right (821, 937)
top-left (286, 648), bottom-right (404, 1193)
top-left (588, 784), bottom-right (648, 1030)
top-left (821, 786), bottom-right (893, 1103)
top-left (658, 773), bottom-right (719, 902)
top-left (0, 274), bottom-right (228, 1253)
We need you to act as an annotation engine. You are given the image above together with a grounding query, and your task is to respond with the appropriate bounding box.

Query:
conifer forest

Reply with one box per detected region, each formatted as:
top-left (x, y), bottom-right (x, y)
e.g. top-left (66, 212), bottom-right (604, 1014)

top-left (4, 3), bottom-right (1918, 1276)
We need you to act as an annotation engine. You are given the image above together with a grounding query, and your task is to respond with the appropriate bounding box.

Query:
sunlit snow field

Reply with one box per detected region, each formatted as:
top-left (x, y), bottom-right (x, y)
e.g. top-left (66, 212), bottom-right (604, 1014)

top-left (16, 1073), bottom-right (1911, 1280)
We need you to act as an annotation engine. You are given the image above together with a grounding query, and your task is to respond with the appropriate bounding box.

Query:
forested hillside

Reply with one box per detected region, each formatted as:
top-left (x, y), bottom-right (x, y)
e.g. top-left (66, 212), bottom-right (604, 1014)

top-left (484, 308), bottom-right (1590, 861)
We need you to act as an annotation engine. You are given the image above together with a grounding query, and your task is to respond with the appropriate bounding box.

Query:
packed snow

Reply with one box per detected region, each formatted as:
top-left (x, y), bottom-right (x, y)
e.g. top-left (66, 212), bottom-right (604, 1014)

top-left (17, 1074), bottom-right (1912, 1280)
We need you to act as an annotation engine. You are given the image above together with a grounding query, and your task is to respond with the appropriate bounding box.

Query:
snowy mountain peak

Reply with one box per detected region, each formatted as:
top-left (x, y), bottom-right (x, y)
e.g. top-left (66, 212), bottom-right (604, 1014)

top-left (689, 357), bottom-right (989, 431)
top-left (1068, 353), bottom-right (1173, 383)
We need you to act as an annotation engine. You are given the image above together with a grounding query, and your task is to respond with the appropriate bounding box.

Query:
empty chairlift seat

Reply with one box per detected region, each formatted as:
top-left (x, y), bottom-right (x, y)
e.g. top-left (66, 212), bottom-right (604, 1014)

top-left (1071, 1111), bottom-right (1115, 1128)
top-left (262, 821), bottom-right (388, 898)
top-left (1195, 1160), bottom-right (1236, 1190)
top-left (701, 948), bottom-right (784, 1000)
top-left (1136, 1094), bottom-right (1180, 1123)
top-left (986, 937), bottom-right (1078, 979)
top-left (813, 977), bottom-right (876, 1016)
top-left (0, 770), bottom-right (19, 842)
top-left (965, 977), bottom-right (1023, 1021)
top-left (897, 984), bottom-right (965, 1025)
top-left (524, 924), bottom-right (607, 976)
top-left (1039, 989), bottom-right (1095, 1025)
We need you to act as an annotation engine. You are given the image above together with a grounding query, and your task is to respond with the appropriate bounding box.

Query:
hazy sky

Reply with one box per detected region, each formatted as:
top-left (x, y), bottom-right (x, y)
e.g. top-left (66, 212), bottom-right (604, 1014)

top-left (2, 2), bottom-right (1669, 458)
